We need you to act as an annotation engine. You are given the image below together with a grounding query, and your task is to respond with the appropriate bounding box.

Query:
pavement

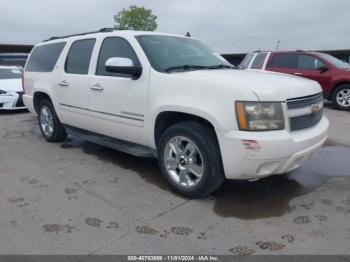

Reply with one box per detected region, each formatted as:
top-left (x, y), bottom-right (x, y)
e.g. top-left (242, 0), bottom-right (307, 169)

top-left (0, 106), bottom-right (349, 256)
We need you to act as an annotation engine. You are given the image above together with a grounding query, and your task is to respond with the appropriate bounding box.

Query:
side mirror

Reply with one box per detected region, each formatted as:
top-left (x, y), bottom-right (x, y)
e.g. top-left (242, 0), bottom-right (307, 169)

top-left (105, 57), bottom-right (142, 80)
top-left (317, 65), bottom-right (328, 73)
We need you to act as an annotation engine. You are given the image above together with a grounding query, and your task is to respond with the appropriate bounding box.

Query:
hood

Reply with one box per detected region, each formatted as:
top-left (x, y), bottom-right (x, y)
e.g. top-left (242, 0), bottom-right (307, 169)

top-left (0, 79), bottom-right (22, 93)
top-left (175, 69), bottom-right (322, 101)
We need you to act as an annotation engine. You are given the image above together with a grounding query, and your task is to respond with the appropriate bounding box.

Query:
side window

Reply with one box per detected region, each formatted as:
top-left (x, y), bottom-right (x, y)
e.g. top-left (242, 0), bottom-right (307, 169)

top-left (26, 42), bottom-right (66, 72)
top-left (298, 55), bottom-right (326, 70)
top-left (268, 54), bottom-right (298, 69)
top-left (239, 53), bottom-right (254, 69)
top-left (251, 53), bottom-right (268, 69)
top-left (96, 37), bottom-right (140, 77)
top-left (65, 39), bottom-right (96, 74)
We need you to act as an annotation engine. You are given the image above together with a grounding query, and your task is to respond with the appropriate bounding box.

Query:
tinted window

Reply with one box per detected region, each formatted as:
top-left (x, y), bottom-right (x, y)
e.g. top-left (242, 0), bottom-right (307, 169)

top-left (96, 37), bottom-right (140, 77)
top-left (251, 53), bottom-right (268, 69)
top-left (298, 55), bottom-right (326, 70)
top-left (26, 42), bottom-right (66, 72)
top-left (65, 39), bottom-right (96, 74)
top-left (239, 53), bottom-right (255, 69)
top-left (269, 54), bottom-right (298, 68)
top-left (0, 68), bottom-right (22, 79)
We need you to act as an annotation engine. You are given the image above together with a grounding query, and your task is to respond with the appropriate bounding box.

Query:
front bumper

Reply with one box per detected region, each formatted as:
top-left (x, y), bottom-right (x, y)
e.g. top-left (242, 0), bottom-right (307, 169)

top-left (219, 116), bottom-right (329, 180)
top-left (0, 92), bottom-right (26, 110)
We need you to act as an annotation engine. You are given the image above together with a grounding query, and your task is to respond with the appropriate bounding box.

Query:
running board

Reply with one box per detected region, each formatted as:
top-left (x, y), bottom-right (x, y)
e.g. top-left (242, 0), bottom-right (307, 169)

top-left (64, 125), bottom-right (157, 158)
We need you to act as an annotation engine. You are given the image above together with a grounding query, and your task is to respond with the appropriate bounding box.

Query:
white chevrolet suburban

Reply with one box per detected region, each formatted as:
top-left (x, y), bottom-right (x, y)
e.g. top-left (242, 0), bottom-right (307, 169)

top-left (23, 28), bottom-right (329, 198)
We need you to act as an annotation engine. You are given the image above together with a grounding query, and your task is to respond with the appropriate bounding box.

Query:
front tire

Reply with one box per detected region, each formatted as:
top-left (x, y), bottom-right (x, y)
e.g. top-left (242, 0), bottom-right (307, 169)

top-left (332, 85), bottom-right (350, 110)
top-left (158, 121), bottom-right (225, 198)
top-left (38, 99), bottom-right (67, 142)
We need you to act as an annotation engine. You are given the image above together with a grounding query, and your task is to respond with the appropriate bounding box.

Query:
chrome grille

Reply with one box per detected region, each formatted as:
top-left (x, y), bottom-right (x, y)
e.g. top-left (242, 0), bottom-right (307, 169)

top-left (287, 93), bottom-right (323, 110)
top-left (290, 108), bottom-right (323, 131)
top-left (287, 93), bottom-right (324, 131)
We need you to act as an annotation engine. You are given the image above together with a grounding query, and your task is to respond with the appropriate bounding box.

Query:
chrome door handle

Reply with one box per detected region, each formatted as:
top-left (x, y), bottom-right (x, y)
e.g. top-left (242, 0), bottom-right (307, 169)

top-left (90, 84), bottom-right (104, 91)
top-left (294, 72), bottom-right (303, 76)
top-left (58, 80), bottom-right (69, 87)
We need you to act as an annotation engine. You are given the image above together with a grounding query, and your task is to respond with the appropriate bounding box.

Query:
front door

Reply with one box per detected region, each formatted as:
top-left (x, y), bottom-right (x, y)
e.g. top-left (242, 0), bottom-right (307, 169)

top-left (295, 54), bottom-right (332, 91)
top-left (88, 37), bottom-right (149, 144)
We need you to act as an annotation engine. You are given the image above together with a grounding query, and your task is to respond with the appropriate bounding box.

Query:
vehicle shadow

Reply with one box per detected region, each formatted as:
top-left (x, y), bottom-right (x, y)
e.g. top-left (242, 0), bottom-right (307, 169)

top-left (0, 109), bottom-right (29, 115)
top-left (60, 137), bottom-right (350, 220)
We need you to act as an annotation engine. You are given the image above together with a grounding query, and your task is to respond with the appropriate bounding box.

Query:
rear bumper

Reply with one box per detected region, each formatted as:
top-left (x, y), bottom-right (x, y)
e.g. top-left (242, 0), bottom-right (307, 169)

top-left (23, 94), bottom-right (36, 114)
top-left (0, 92), bottom-right (26, 110)
top-left (218, 116), bottom-right (329, 180)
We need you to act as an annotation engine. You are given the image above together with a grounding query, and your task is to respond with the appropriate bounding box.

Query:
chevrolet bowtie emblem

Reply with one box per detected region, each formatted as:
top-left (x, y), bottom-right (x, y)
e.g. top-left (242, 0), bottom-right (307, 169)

top-left (311, 104), bottom-right (322, 114)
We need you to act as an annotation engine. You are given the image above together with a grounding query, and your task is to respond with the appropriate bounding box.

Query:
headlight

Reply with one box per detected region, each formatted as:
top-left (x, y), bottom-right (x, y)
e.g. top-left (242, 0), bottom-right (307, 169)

top-left (236, 101), bottom-right (285, 131)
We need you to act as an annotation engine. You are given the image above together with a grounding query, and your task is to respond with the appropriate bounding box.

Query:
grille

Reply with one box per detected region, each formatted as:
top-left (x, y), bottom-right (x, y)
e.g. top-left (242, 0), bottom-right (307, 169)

top-left (290, 109), bottom-right (323, 131)
top-left (287, 93), bottom-right (323, 110)
top-left (287, 93), bottom-right (324, 131)
top-left (15, 92), bottom-right (25, 107)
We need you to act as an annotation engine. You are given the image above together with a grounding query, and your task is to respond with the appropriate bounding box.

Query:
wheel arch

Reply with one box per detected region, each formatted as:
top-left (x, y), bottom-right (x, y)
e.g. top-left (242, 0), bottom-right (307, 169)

top-left (330, 81), bottom-right (350, 99)
top-left (33, 92), bottom-right (53, 113)
top-left (154, 110), bottom-right (220, 148)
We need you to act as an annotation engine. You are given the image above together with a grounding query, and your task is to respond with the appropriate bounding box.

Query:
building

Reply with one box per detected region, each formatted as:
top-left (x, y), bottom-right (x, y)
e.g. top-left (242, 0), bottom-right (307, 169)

top-left (0, 43), bottom-right (349, 68)
top-left (0, 44), bottom-right (33, 67)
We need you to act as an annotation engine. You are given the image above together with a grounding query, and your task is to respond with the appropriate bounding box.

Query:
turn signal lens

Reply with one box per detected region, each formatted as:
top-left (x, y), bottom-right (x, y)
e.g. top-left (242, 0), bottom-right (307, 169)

top-left (236, 102), bottom-right (248, 130)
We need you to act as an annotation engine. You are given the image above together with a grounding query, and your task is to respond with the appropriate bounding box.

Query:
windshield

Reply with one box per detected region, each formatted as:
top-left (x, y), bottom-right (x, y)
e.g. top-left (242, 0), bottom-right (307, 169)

top-left (318, 53), bottom-right (350, 69)
top-left (136, 35), bottom-right (232, 72)
top-left (0, 68), bottom-right (22, 79)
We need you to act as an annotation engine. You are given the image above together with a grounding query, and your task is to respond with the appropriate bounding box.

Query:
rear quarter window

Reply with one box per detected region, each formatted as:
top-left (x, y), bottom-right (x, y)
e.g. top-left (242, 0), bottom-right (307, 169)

top-left (251, 53), bottom-right (268, 69)
top-left (25, 42), bottom-right (66, 72)
top-left (239, 53), bottom-right (255, 69)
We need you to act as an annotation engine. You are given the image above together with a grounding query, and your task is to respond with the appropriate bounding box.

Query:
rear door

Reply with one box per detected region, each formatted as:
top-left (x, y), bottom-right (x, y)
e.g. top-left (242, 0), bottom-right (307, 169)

top-left (266, 53), bottom-right (298, 75)
top-left (295, 54), bottom-right (331, 90)
top-left (56, 38), bottom-right (96, 124)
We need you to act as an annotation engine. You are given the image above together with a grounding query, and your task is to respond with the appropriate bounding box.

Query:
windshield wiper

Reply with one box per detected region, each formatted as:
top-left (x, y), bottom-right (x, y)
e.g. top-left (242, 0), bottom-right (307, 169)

top-left (165, 65), bottom-right (209, 73)
top-left (206, 64), bottom-right (236, 69)
top-left (165, 64), bottom-right (235, 73)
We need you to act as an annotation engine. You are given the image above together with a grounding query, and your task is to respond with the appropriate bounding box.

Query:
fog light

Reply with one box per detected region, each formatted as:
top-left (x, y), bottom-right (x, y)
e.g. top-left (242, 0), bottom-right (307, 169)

top-left (256, 161), bottom-right (280, 176)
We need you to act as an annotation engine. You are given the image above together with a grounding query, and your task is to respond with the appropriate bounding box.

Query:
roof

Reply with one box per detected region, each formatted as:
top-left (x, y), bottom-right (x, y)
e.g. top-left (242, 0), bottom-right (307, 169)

top-left (41, 28), bottom-right (190, 45)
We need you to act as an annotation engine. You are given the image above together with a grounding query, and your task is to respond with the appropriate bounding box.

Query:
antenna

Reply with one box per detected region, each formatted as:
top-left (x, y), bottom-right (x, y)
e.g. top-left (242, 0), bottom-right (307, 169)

top-left (186, 32), bottom-right (191, 37)
top-left (276, 40), bottom-right (281, 50)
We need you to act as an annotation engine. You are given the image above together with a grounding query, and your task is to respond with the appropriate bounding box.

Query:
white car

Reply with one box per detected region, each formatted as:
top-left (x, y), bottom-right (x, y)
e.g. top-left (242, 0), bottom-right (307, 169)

top-left (0, 66), bottom-right (26, 110)
top-left (23, 29), bottom-right (329, 198)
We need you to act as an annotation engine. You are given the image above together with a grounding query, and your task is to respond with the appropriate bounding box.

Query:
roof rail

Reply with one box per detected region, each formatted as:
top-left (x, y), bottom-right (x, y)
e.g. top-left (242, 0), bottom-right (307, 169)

top-left (296, 49), bottom-right (305, 52)
top-left (43, 28), bottom-right (116, 42)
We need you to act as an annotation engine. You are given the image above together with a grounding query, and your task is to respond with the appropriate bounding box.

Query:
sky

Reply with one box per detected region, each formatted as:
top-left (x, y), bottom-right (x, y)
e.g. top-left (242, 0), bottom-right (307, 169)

top-left (1, 0), bottom-right (349, 54)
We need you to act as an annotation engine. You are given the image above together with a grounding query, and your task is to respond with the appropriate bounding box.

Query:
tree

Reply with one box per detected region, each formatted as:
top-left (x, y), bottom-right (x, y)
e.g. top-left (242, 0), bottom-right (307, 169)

top-left (114, 5), bottom-right (158, 31)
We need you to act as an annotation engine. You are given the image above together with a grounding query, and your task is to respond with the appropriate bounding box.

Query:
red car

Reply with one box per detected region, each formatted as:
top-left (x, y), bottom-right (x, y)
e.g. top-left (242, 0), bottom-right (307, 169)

top-left (240, 51), bottom-right (350, 110)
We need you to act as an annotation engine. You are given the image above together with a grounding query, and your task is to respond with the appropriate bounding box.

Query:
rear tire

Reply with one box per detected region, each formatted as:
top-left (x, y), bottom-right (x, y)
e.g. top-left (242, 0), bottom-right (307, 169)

top-left (158, 121), bottom-right (225, 198)
top-left (332, 85), bottom-right (350, 110)
top-left (38, 99), bottom-right (67, 142)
